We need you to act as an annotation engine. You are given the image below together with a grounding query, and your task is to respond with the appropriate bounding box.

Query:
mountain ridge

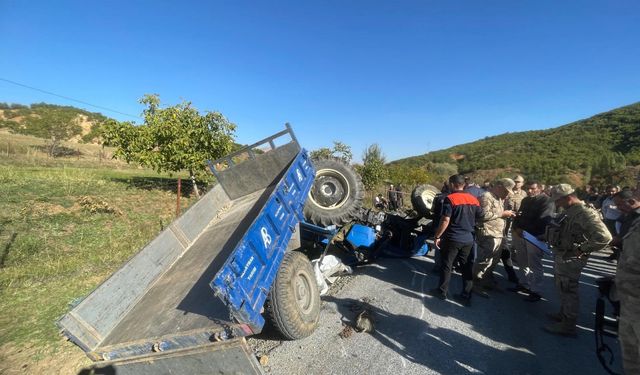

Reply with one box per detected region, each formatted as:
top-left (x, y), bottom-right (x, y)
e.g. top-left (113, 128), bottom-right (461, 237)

top-left (389, 102), bottom-right (640, 185)
top-left (0, 102), bottom-right (111, 144)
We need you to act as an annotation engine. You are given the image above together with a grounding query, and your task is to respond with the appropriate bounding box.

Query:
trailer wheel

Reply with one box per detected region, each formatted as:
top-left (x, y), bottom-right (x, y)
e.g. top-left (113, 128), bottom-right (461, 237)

top-left (304, 157), bottom-right (364, 227)
top-left (411, 184), bottom-right (440, 218)
top-left (265, 251), bottom-right (320, 340)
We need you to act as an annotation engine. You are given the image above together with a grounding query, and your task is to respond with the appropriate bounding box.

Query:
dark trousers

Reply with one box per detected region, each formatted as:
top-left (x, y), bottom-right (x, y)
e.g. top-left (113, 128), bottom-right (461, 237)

top-left (500, 248), bottom-right (519, 283)
top-left (604, 219), bottom-right (618, 237)
top-left (389, 200), bottom-right (398, 210)
top-left (500, 221), bottom-right (519, 283)
top-left (438, 239), bottom-right (474, 296)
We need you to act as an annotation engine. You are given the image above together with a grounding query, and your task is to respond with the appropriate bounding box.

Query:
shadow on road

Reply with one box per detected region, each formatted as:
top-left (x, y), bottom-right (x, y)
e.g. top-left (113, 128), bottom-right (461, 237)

top-left (325, 252), bottom-right (620, 374)
top-left (324, 294), bottom-right (535, 374)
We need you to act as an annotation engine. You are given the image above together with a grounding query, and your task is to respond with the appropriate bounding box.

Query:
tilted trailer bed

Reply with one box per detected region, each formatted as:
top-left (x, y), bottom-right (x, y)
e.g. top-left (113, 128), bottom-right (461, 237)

top-left (58, 126), bottom-right (316, 372)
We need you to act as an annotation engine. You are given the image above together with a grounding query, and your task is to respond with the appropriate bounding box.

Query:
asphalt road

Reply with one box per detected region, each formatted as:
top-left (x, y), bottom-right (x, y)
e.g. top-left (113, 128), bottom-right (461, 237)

top-left (250, 251), bottom-right (622, 375)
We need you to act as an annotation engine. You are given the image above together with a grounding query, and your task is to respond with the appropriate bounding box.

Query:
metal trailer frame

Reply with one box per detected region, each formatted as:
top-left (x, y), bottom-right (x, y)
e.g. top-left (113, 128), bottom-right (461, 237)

top-left (58, 125), bottom-right (315, 371)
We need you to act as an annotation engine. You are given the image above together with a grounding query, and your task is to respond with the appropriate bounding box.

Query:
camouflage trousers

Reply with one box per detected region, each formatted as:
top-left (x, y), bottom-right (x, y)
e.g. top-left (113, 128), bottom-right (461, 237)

top-left (473, 236), bottom-right (503, 280)
top-left (619, 297), bottom-right (640, 375)
top-left (553, 251), bottom-right (588, 326)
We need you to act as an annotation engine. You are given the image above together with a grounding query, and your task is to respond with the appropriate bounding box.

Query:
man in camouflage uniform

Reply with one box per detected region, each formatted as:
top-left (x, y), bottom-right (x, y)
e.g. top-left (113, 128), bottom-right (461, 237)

top-left (544, 184), bottom-right (612, 337)
top-left (504, 175), bottom-right (529, 284)
top-left (473, 178), bottom-right (516, 295)
top-left (511, 175), bottom-right (528, 212)
top-left (616, 189), bottom-right (640, 373)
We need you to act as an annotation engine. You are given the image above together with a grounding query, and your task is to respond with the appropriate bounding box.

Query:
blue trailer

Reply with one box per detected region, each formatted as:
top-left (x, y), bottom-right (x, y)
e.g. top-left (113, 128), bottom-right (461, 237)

top-left (58, 125), bottom-right (436, 374)
top-left (58, 126), bottom-right (329, 373)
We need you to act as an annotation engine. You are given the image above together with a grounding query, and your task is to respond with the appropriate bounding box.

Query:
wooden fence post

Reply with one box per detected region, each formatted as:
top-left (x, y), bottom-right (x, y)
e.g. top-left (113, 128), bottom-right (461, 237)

top-left (176, 178), bottom-right (182, 217)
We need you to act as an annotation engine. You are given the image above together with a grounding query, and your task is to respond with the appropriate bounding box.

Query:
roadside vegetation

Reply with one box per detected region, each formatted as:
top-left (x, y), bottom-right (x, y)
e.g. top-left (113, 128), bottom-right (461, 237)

top-left (0, 132), bottom-right (201, 373)
top-left (0, 95), bottom-right (238, 373)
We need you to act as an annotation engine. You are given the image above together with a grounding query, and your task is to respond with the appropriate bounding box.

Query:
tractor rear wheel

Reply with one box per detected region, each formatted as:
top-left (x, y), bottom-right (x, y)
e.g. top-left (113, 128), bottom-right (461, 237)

top-left (411, 184), bottom-right (440, 218)
top-left (265, 251), bottom-right (320, 340)
top-left (303, 157), bottom-right (364, 227)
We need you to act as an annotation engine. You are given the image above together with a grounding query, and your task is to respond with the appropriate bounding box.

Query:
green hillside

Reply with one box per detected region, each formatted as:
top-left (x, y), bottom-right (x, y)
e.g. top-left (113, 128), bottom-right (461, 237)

top-left (0, 102), bottom-right (111, 144)
top-left (391, 102), bottom-right (640, 185)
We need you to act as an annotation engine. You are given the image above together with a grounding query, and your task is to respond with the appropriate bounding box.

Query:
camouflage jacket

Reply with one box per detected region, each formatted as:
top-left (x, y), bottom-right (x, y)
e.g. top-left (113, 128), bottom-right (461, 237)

top-left (617, 214), bottom-right (640, 302)
top-left (508, 189), bottom-right (528, 212)
top-left (546, 202), bottom-right (611, 253)
top-left (477, 191), bottom-right (505, 238)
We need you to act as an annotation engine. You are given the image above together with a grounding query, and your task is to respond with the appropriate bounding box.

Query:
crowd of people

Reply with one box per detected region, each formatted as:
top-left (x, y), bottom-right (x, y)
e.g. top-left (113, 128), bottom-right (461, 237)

top-left (427, 173), bottom-right (639, 374)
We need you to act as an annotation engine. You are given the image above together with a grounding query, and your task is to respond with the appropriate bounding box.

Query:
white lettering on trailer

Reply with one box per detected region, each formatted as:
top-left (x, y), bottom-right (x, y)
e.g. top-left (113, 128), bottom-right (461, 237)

top-left (296, 168), bottom-right (304, 182)
top-left (241, 256), bottom-right (254, 278)
top-left (248, 267), bottom-right (257, 280)
top-left (261, 227), bottom-right (272, 249)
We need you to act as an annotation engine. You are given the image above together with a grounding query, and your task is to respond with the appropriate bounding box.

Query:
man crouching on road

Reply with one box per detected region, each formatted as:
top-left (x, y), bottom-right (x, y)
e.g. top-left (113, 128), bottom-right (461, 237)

top-left (544, 184), bottom-right (611, 337)
top-left (431, 174), bottom-right (484, 305)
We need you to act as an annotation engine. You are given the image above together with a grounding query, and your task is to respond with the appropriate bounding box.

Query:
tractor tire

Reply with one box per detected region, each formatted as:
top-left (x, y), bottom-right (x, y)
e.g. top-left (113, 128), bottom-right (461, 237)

top-left (265, 251), bottom-right (320, 340)
top-left (411, 184), bottom-right (440, 218)
top-left (303, 157), bottom-right (364, 227)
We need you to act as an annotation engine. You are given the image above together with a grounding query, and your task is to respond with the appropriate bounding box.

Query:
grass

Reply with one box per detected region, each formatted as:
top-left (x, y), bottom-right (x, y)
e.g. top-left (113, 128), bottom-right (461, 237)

top-left (0, 132), bottom-right (203, 370)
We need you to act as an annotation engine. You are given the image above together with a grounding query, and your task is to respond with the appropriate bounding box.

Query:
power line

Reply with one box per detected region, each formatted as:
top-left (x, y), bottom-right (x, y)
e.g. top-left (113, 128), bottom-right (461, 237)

top-left (0, 77), bottom-right (142, 120)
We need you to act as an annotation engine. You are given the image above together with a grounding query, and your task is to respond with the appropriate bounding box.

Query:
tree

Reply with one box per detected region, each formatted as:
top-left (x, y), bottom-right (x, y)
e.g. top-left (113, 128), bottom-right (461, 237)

top-left (309, 141), bottom-right (352, 164)
top-left (592, 151), bottom-right (627, 184)
top-left (25, 108), bottom-right (81, 156)
top-left (103, 94), bottom-right (237, 197)
top-left (387, 164), bottom-right (430, 187)
top-left (359, 144), bottom-right (388, 190)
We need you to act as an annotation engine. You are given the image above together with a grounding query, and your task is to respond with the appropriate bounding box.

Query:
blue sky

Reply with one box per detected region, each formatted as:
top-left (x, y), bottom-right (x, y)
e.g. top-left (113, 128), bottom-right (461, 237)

top-left (1, 1), bottom-right (639, 162)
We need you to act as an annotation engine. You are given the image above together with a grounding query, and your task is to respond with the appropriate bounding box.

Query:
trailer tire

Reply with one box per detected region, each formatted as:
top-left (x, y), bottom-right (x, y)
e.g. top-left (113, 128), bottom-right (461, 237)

top-left (304, 157), bottom-right (364, 227)
top-left (265, 251), bottom-right (320, 340)
top-left (411, 184), bottom-right (440, 218)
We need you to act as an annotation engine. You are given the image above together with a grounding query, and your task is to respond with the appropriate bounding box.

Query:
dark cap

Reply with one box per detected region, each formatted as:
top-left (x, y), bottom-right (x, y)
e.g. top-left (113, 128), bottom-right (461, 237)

top-left (449, 174), bottom-right (466, 185)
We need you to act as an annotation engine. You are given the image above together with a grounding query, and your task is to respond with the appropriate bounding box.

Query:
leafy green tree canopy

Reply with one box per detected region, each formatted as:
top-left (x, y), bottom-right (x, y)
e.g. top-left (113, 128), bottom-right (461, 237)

top-left (359, 144), bottom-right (388, 190)
top-left (103, 94), bottom-right (237, 195)
top-left (309, 141), bottom-right (352, 164)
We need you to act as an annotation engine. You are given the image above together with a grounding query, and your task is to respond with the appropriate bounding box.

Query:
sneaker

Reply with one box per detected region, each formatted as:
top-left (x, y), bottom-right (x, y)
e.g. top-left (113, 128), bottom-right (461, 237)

top-left (428, 288), bottom-right (447, 300)
top-left (543, 323), bottom-right (577, 338)
top-left (524, 292), bottom-right (542, 302)
top-left (546, 312), bottom-right (563, 322)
